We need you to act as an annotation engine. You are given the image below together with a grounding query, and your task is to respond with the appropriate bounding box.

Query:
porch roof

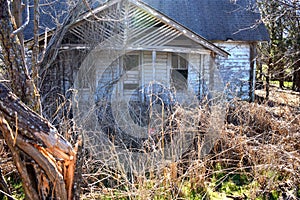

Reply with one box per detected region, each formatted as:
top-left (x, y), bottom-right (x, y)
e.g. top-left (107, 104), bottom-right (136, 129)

top-left (24, 0), bottom-right (230, 57)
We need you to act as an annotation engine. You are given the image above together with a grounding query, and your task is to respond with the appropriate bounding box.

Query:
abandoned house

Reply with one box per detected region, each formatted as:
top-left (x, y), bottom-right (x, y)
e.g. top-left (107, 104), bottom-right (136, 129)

top-left (23, 0), bottom-right (269, 150)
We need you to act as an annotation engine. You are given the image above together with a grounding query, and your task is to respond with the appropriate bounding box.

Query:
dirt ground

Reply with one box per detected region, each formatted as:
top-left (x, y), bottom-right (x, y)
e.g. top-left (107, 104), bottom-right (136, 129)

top-left (255, 85), bottom-right (300, 108)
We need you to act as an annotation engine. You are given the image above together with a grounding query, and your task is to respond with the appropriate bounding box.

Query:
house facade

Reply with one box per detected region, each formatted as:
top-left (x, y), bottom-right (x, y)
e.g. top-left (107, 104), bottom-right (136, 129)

top-left (23, 0), bottom-right (269, 150)
top-left (31, 0), bottom-right (269, 107)
top-left (142, 0), bottom-right (269, 100)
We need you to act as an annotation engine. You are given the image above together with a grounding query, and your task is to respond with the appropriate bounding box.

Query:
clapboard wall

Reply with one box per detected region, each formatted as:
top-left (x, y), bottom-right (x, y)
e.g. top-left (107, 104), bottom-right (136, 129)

top-left (214, 41), bottom-right (256, 100)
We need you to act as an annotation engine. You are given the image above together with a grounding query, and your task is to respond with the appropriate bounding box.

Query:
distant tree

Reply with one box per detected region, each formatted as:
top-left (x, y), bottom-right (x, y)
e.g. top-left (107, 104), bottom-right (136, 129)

top-left (288, 1), bottom-right (300, 91)
top-left (257, 0), bottom-right (300, 94)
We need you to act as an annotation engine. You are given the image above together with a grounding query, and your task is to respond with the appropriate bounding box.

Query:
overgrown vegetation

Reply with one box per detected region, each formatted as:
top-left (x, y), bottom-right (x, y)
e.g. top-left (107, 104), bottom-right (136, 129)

top-left (79, 97), bottom-right (299, 200)
top-left (1, 92), bottom-right (299, 199)
top-left (0, 0), bottom-right (299, 199)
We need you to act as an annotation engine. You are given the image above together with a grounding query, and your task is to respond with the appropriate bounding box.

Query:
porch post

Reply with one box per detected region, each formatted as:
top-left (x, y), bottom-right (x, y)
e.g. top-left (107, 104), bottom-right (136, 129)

top-left (152, 50), bottom-right (156, 81)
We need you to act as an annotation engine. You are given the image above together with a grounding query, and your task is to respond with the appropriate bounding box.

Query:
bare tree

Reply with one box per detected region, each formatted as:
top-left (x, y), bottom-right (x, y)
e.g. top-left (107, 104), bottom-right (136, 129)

top-left (257, 0), bottom-right (300, 94)
top-left (0, 0), bottom-right (84, 199)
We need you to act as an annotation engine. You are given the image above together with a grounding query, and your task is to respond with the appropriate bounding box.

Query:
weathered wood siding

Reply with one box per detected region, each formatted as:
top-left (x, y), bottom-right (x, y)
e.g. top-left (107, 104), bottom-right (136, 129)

top-left (75, 50), bottom-right (171, 105)
top-left (74, 49), bottom-right (223, 110)
top-left (188, 53), bottom-right (225, 101)
top-left (42, 48), bottom-right (223, 123)
top-left (142, 51), bottom-right (169, 84)
top-left (214, 41), bottom-right (252, 100)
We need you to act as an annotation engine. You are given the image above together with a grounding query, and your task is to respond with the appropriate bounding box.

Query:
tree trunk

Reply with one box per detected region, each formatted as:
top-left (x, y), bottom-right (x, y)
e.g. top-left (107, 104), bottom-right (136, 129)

top-left (266, 74), bottom-right (270, 99)
top-left (0, 83), bottom-right (82, 199)
top-left (0, 0), bottom-right (84, 198)
top-left (293, 62), bottom-right (300, 92)
top-left (0, 0), bottom-right (41, 113)
top-left (266, 58), bottom-right (271, 100)
top-left (279, 80), bottom-right (284, 89)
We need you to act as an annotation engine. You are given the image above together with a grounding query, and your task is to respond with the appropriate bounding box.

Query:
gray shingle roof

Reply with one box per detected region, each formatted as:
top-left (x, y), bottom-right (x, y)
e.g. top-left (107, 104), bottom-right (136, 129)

top-left (142, 0), bottom-right (269, 41)
top-left (24, 0), bottom-right (269, 42)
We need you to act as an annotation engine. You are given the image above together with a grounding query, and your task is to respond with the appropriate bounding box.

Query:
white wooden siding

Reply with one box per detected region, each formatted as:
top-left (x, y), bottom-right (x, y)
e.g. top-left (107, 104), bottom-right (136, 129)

top-left (142, 51), bottom-right (169, 85)
top-left (214, 41), bottom-right (251, 100)
top-left (188, 54), bottom-right (223, 99)
top-left (76, 49), bottom-right (221, 109)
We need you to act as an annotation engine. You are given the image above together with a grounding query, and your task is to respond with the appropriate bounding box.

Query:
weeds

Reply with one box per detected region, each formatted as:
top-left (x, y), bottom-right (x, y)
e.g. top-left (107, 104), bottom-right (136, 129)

top-left (1, 97), bottom-right (299, 199)
top-left (79, 98), bottom-right (300, 199)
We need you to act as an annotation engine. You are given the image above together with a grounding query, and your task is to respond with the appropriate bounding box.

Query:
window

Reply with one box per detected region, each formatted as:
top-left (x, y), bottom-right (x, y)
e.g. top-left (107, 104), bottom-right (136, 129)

top-left (171, 53), bottom-right (188, 91)
top-left (122, 54), bottom-right (140, 94)
top-left (172, 54), bottom-right (188, 70)
top-left (123, 54), bottom-right (139, 71)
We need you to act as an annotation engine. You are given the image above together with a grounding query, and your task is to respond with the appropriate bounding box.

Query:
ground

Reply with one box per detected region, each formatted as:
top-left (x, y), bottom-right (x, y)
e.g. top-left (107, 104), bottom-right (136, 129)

top-left (0, 86), bottom-right (299, 199)
top-left (255, 85), bottom-right (300, 108)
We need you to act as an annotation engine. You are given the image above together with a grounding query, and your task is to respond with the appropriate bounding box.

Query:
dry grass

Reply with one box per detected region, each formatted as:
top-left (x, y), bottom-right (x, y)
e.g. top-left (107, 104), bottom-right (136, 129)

top-left (1, 91), bottom-right (299, 199)
top-left (79, 97), bottom-right (300, 199)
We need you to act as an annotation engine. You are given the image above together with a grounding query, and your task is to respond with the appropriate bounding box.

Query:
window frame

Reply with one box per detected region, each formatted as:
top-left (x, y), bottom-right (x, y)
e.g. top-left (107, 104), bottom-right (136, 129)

top-left (170, 53), bottom-right (189, 91)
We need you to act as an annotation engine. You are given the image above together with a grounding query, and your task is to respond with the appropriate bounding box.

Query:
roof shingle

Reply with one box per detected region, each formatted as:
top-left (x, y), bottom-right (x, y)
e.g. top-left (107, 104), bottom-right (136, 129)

top-left (141, 0), bottom-right (269, 41)
top-left (24, 0), bottom-right (269, 42)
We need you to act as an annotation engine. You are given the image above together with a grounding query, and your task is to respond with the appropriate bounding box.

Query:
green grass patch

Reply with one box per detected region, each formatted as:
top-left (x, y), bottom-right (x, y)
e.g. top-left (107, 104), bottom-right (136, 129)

top-left (5, 174), bottom-right (25, 200)
top-left (269, 80), bottom-right (293, 88)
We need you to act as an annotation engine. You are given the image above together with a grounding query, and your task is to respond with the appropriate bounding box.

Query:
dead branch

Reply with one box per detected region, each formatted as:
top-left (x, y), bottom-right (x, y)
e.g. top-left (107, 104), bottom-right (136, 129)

top-left (0, 168), bottom-right (14, 200)
top-left (11, 0), bottom-right (29, 38)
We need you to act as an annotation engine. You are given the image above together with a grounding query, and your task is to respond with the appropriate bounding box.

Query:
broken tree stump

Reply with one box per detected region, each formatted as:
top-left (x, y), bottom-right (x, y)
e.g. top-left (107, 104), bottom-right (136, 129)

top-left (0, 83), bottom-right (82, 200)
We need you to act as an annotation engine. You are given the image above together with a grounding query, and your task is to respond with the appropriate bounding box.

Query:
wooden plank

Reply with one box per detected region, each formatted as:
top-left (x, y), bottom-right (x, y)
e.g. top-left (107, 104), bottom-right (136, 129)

top-left (147, 30), bottom-right (181, 46)
top-left (140, 51), bottom-right (145, 99)
top-left (131, 24), bottom-right (168, 45)
top-left (126, 46), bottom-right (212, 54)
top-left (152, 50), bottom-right (156, 80)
